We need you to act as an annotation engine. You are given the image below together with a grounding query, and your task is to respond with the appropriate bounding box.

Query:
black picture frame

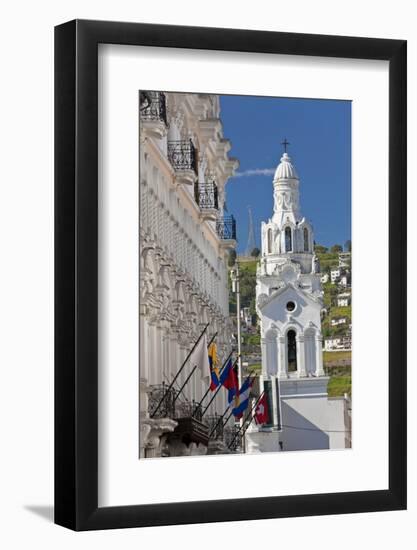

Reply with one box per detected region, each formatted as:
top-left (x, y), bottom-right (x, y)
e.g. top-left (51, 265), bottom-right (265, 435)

top-left (55, 19), bottom-right (407, 531)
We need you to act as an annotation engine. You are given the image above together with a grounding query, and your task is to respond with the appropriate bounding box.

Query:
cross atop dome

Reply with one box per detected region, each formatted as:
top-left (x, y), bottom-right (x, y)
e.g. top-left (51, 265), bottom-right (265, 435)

top-left (273, 140), bottom-right (299, 182)
top-left (281, 138), bottom-right (290, 153)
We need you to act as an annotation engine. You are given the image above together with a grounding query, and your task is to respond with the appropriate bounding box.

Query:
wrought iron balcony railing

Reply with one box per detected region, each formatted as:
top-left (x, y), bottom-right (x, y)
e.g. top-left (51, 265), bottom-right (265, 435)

top-left (224, 425), bottom-right (242, 452)
top-left (194, 182), bottom-right (219, 211)
top-left (148, 384), bottom-right (177, 419)
top-left (216, 215), bottom-right (237, 241)
top-left (148, 384), bottom-right (204, 421)
top-left (207, 414), bottom-right (224, 440)
top-left (168, 139), bottom-right (197, 175)
top-left (139, 91), bottom-right (167, 126)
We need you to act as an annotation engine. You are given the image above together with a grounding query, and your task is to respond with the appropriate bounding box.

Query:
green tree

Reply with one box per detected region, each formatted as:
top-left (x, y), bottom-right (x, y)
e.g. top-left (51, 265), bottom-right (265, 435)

top-left (330, 244), bottom-right (343, 254)
top-left (250, 247), bottom-right (260, 258)
top-left (314, 244), bottom-right (328, 254)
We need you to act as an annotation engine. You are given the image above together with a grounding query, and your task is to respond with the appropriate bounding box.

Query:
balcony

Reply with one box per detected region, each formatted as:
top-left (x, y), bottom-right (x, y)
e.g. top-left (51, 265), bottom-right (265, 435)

top-left (207, 414), bottom-right (224, 440)
top-left (148, 384), bottom-right (209, 449)
top-left (148, 383), bottom-right (176, 419)
top-left (168, 139), bottom-right (197, 186)
top-left (216, 215), bottom-right (237, 249)
top-left (194, 182), bottom-right (219, 220)
top-left (140, 91), bottom-right (167, 124)
top-left (139, 91), bottom-right (168, 139)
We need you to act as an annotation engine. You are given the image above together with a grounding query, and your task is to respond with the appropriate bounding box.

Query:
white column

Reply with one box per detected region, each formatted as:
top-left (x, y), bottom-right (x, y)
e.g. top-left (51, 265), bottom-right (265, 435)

top-left (169, 332), bottom-right (178, 381)
top-left (265, 338), bottom-right (278, 376)
top-left (315, 335), bottom-right (325, 376)
top-left (147, 322), bottom-right (157, 386)
top-left (296, 335), bottom-right (307, 378)
top-left (261, 338), bottom-right (267, 375)
top-left (178, 341), bottom-right (188, 399)
top-left (271, 375), bottom-right (279, 427)
top-left (162, 323), bottom-right (170, 383)
top-left (278, 335), bottom-right (287, 378)
top-left (139, 306), bottom-right (147, 380)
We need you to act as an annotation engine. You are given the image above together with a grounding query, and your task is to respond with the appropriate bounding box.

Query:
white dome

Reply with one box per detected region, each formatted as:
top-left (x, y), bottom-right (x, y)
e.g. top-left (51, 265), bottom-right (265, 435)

top-left (274, 152), bottom-right (299, 181)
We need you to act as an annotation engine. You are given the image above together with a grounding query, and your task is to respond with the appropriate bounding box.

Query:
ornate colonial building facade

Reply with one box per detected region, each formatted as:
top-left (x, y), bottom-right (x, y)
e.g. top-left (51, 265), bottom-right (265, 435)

top-left (249, 147), bottom-right (348, 452)
top-left (139, 91), bottom-right (239, 458)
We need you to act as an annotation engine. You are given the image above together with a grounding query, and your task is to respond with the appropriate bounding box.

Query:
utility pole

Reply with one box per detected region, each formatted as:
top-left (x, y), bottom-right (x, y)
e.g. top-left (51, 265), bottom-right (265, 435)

top-left (245, 206), bottom-right (256, 257)
top-left (230, 262), bottom-right (244, 451)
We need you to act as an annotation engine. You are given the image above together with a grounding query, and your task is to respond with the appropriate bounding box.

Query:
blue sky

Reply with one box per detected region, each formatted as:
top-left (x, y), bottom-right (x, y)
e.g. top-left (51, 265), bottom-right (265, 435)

top-left (219, 95), bottom-right (351, 253)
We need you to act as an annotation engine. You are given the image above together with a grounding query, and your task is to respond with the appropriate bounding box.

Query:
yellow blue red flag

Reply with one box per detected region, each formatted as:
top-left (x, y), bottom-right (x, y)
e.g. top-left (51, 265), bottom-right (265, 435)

top-left (208, 342), bottom-right (220, 391)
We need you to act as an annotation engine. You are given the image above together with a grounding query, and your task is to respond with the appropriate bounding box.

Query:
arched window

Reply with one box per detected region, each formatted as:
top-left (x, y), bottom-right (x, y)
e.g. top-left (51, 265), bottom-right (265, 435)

top-left (267, 228), bottom-right (273, 254)
top-left (303, 227), bottom-right (309, 252)
top-left (285, 227), bottom-right (292, 252)
top-left (287, 330), bottom-right (297, 372)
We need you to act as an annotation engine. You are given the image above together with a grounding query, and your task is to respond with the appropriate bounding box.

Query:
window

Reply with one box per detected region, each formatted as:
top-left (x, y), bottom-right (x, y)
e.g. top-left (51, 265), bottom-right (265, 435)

top-left (285, 227), bottom-right (292, 252)
top-left (267, 228), bottom-right (273, 254)
top-left (303, 227), bottom-right (309, 252)
top-left (287, 330), bottom-right (297, 372)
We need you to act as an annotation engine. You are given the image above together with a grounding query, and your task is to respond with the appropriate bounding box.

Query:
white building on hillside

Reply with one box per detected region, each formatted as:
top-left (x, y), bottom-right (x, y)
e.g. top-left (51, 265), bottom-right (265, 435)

top-left (339, 252), bottom-right (351, 267)
top-left (331, 316), bottom-right (348, 326)
top-left (340, 272), bottom-right (351, 287)
top-left (324, 336), bottom-right (352, 351)
top-left (320, 272), bottom-right (329, 284)
top-left (139, 91), bottom-right (239, 458)
top-left (337, 292), bottom-right (351, 307)
top-left (331, 266), bottom-right (341, 283)
top-left (249, 145), bottom-right (348, 452)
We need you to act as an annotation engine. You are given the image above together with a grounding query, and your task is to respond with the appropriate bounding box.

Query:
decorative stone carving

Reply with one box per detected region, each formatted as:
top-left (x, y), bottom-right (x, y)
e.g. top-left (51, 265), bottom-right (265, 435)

top-left (141, 417), bottom-right (178, 458)
top-left (257, 293), bottom-right (268, 308)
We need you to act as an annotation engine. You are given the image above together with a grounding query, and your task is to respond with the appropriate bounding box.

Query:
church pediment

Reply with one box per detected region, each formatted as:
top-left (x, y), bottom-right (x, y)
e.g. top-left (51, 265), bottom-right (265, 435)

top-left (257, 281), bottom-right (322, 312)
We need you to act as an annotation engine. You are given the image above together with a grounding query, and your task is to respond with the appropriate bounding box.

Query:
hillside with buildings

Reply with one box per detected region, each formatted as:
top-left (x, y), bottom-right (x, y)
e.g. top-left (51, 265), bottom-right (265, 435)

top-left (315, 243), bottom-right (352, 396)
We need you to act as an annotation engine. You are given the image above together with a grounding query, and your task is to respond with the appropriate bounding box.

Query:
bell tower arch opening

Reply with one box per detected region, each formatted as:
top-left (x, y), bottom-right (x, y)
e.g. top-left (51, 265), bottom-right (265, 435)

top-left (287, 329), bottom-right (297, 372)
top-left (285, 227), bottom-right (292, 252)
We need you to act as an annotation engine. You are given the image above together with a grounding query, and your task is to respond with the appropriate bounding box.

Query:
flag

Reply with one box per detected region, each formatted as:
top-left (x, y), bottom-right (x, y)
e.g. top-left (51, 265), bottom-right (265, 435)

top-left (232, 376), bottom-right (254, 419)
top-left (208, 342), bottom-right (220, 391)
top-left (254, 393), bottom-right (269, 425)
top-left (220, 358), bottom-right (239, 404)
top-left (189, 333), bottom-right (210, 380)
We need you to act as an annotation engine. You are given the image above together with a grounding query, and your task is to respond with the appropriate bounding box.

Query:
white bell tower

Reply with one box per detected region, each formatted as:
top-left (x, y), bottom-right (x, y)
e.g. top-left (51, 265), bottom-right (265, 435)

top-left (248, 141), bottom-right (333, 453)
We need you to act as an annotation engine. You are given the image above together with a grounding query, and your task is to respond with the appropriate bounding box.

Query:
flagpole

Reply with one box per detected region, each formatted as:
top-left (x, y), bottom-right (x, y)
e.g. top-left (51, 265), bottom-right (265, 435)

top-left (200, 356), bottom-right (239, 418)
top-left (227, 391), bottom-right (265, 450)
top-left (172, 365), bottom-right (198, 405)
top-left (208, 371), bottom-right (256, 438)
top-left (230, 262), bottom-right (244, 450)
top-left (151, 322), bottom-right (209, 418)
top-left (240, 390), bottom-right (264, 433)
top-left (239, 394), bottom-right (266, 440)
top-left (172, 330), bottom-right (218, 403)
top-left (208, 401), bottom-right (231, 438)
top-left (193, 350), bottom-right (233, 416)
top-left (223, 409), bottom-right (233, 426)
top-left (163, 375), bottom-right (185, 403)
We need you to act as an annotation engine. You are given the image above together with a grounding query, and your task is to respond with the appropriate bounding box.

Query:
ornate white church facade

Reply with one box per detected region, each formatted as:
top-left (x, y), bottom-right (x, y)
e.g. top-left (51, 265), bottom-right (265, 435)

top-left (256, 149), bottom-right (324, 380)
top-left (249, 146), bottom-right (349, 452)
top-left (139, 91), bottom-right (239, 458)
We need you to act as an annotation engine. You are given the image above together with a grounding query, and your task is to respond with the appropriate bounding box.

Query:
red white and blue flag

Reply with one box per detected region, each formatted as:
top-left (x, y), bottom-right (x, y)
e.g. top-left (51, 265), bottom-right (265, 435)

top-left (232, 376), bottom-right (254, 419)
top-left (220, 358), bottom-right (239, 404)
